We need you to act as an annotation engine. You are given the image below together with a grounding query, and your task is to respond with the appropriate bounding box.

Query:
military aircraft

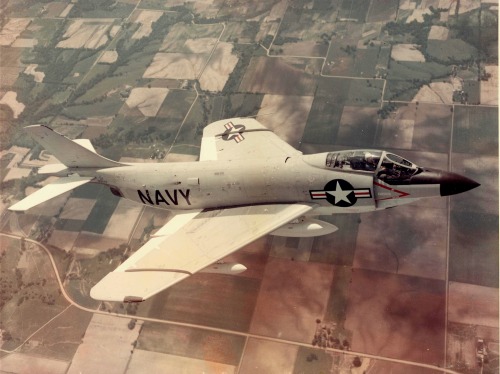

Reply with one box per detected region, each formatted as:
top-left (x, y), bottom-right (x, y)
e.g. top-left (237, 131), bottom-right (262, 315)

top-left (9, 118), bottom-right (479, 303)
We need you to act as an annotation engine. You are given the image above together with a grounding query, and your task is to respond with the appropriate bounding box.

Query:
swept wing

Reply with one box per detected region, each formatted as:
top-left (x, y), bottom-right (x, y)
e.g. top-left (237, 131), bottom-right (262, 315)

top-left (90, 203), bottom-right (315, 302)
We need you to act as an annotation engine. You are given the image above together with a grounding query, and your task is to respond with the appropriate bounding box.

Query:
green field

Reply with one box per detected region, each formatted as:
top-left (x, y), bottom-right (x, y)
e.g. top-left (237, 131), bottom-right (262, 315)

top-left (72, 183), bottom-right (104, 199)
top-left (301, 97), bottom-right (343, 144)
top-left (366, 0), bottom-right (398, 22)
top-left (411, 103), bottom-right (452, 153)
top-left (161, 23), bottom-right (222, 52)
top-left (426, 39), bottom-right (478, 63)
top-left (68, 2), bottom-right (135, 18)
top-left (316, 76), bottom-right (352, 99)
top-left (20, 18), bottom-right (66, 44)
top-left (353, 48), bottom-right (379, 78)
top-left (338, 0), bottom-right (370, 21)
top-left (157, 89), bottom-right (197, 121)
top-left (81, 187), bottom-right (120, 234)
top-left (347, 79), bottom-right (383, 106)
top-left (7, 2), bottom-right (47, 17)
top-left (137, 323), bottom-right (246, 365)
top-left (449, 211), bottom-right (499, 288)
top-left (168, 98), bottom-right (205, 154)
top-left (323, 265), bottom-right (352, 325)
top-left (64, 97), bottom-right (124, 119)
top-left (385, 61), bottom-right (452, 101)
top-left (452, 106), bottom-right (498, 155)
top-left (134, 0), bottom-right (170, 9)
top-left (387, 61), bottom-right (451, 81)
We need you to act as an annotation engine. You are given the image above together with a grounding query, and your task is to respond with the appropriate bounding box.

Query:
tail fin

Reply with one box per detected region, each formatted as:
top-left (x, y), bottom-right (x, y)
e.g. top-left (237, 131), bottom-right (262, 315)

top-left (9, 126), bottom-right (123, 212)
top-left (25, 125), bottom-right (123, 168)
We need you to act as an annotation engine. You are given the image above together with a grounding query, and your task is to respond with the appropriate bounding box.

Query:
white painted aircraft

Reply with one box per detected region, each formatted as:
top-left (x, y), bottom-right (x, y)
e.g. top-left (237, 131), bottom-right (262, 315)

top-left (9, 118), bottom-right (479, 302)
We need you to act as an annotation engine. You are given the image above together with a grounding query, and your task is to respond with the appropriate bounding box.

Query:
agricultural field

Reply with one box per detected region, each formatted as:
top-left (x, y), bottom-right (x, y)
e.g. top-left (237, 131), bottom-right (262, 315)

top-left (137, 323), bottom-right (245, 365)
top-left (140, 270), bottom-right (261, 331)
top-left (0, 0), bottom-right (497, 373)
top-left (345, 270), bottom-right (446, 365)
top-left (239, 56), bottom-right (318, 95)
top-left (249, 257), bottom-right (334, 343)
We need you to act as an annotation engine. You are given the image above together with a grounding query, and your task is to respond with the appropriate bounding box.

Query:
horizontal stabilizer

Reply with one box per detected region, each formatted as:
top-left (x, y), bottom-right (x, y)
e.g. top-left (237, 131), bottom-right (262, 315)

top-left (9, 176), bottom-right (93, 212)
top-left (38, 164), bottom-right (69, 175)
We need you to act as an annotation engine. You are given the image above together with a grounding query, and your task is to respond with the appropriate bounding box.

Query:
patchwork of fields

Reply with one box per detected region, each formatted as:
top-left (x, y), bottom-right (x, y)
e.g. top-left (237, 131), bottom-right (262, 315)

top-left (0, 0), bottom-right (497, 373)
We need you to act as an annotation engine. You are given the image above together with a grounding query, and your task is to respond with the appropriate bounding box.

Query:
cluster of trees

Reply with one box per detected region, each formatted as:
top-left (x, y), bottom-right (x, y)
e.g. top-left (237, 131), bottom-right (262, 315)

top-left (273, 36), bottom-right (300, 46)
top-left (0, 256), bottom-right (54, 309)
top-left (377, 102), bottom-right (397, 119)
top-left (32, 216), bottom-right (54, 243)
top-left (96, 244), bottom-right (129, 264)
top-left (0, 269), bottom-right (23, 309)
top-left (222, 44), bottom-right (258, 94)
top-left (383, 8), bottom-right (443, 50)
top-left (340, 45), bottom-right (357, 56)
top-left (312, 322), bottom-right (350, 350)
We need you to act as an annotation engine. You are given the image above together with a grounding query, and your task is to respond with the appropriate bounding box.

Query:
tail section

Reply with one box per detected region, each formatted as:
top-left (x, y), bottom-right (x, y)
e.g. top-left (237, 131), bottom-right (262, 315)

top-left (8, 126), bottom-right (123, 212)
top-left (25, 125), bottom-right (122, 168)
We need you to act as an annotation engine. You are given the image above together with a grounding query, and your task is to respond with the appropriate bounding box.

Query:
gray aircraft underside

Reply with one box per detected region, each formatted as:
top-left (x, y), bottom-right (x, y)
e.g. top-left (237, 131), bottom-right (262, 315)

top-left (9, 118), bottom-right (479, 303)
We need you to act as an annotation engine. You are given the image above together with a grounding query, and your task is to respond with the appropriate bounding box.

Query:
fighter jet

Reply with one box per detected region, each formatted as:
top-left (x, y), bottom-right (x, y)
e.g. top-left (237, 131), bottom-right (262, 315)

top-left (9, 118), bottom-right (479, 302)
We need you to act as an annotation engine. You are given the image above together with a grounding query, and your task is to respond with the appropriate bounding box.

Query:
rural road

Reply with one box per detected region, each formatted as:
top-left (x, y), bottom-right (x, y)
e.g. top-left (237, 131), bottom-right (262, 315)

top-left (0, 231), bottom-right (461, 374)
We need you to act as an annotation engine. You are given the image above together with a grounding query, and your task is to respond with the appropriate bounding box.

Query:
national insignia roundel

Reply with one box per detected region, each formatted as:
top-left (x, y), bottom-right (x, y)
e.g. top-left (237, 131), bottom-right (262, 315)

top-left (309, 179), bottom-right (372, 207)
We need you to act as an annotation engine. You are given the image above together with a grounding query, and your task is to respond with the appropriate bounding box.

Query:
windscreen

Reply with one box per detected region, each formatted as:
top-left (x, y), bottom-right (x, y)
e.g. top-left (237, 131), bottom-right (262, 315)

top-left (376, 153), bottom-right (419, 184)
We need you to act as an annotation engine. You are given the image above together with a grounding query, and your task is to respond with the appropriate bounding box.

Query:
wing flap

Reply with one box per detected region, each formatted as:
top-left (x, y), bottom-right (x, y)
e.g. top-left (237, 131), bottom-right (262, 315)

top-left (90, 203), bottom-right (315, 302)
top-left (9, 176), bottom-right (93, 212)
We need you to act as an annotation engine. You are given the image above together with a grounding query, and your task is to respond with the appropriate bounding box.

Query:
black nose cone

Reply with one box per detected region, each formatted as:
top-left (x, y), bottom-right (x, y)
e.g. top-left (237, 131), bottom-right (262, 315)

top-left (440, 172), bottom-right (480, 196)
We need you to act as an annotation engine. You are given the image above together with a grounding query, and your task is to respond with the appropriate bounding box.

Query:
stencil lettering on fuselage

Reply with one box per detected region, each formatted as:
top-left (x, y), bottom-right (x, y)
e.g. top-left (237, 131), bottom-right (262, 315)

top-left (310, 179), bottom-right (371, 207)
top-left (138, 189), bottom-right (191, 206)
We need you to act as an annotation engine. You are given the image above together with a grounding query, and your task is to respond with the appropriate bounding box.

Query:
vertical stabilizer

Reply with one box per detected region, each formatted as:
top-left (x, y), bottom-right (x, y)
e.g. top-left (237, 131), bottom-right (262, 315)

top-left (25, 125), bottom-right (122, 168)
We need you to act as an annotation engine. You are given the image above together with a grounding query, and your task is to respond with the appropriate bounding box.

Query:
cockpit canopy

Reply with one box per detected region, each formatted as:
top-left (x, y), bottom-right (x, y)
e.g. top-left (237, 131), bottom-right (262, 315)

top-left (325, 150), bottom-right (382, 172)
top-left (304, 150), bottom-right (420, 184)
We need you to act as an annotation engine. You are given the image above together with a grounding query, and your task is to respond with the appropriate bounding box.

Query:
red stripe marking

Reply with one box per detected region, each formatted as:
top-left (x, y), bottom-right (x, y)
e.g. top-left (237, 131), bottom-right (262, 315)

top-left (374, 181), bottom-right (410, 200)
top-left (355, 191), bottom-right (371, 196)
top-left (311, 192), bottom-right (326, 197)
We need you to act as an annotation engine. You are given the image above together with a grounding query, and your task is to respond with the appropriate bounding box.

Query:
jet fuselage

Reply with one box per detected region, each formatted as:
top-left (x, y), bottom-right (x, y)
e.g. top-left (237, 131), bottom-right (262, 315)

top-left (92, 149), bottom-right (478, 215)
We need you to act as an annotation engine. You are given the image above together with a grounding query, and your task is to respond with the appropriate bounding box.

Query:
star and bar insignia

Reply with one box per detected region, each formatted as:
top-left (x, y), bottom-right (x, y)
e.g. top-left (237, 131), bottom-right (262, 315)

top-left (310, 179), bottom-right (372, 207)
top-left (222, 122), bottom-right (245, 143)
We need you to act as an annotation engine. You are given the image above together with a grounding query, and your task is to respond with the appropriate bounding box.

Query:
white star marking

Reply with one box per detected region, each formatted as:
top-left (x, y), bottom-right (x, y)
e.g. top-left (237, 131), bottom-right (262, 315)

top-left (326, 181), bottom-right (352, 204)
